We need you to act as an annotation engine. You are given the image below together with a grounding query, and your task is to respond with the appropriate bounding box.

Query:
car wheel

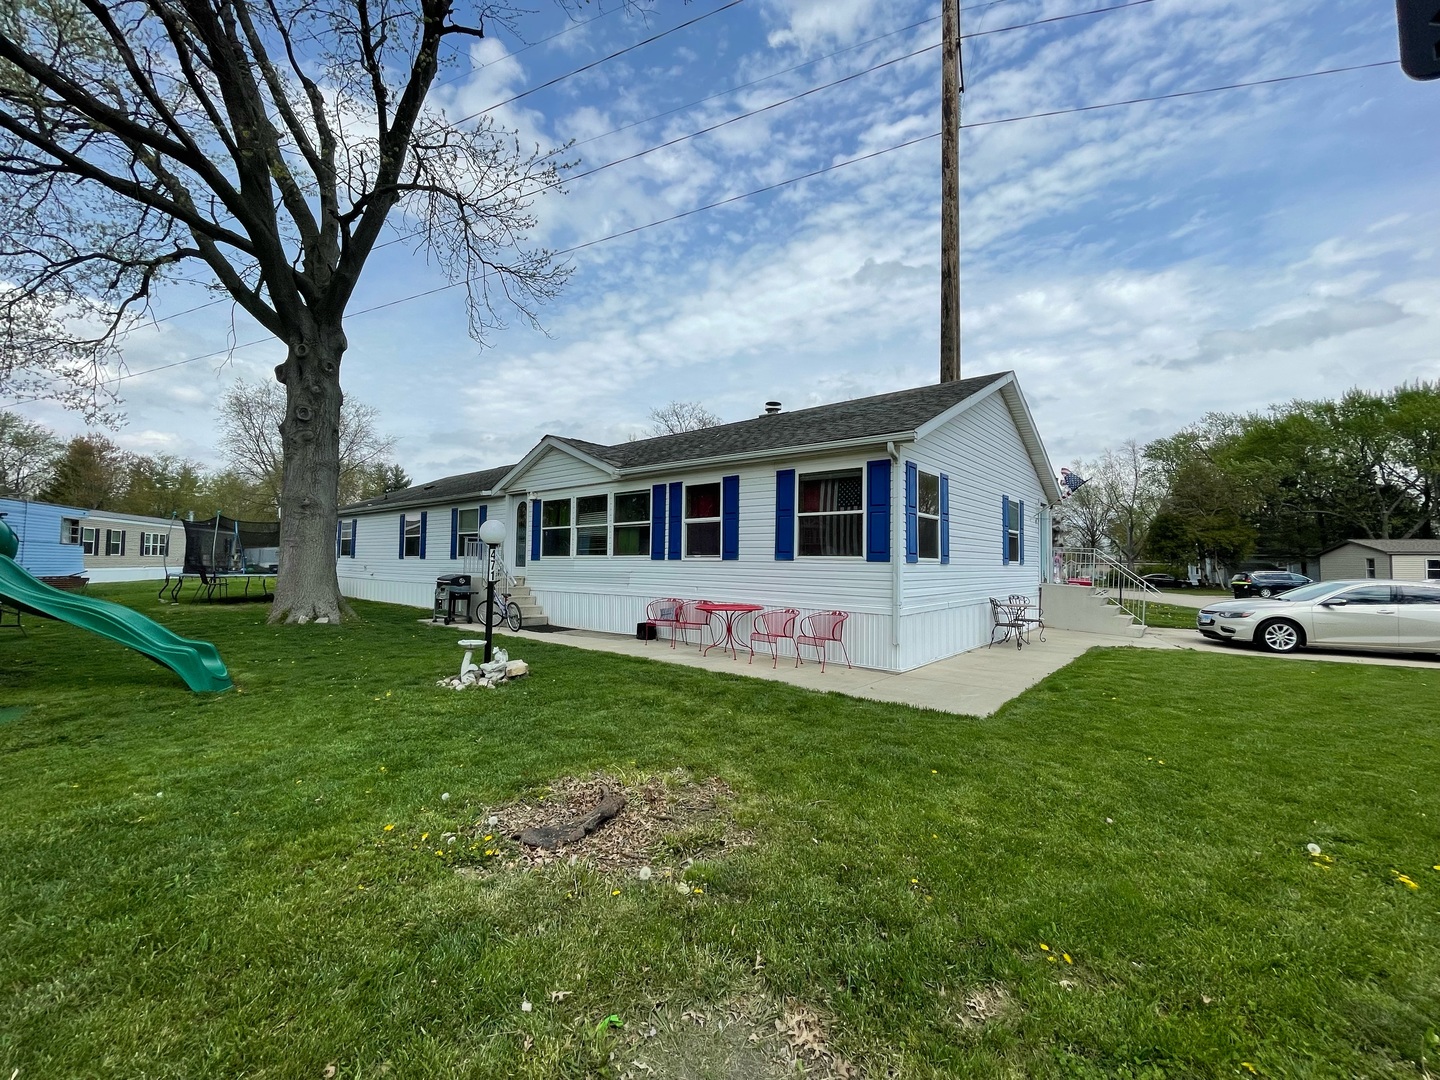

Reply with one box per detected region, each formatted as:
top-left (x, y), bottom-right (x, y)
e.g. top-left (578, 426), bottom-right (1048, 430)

top-left (1258, 587), bottom-right (1274, 598)
top-left (1257, 619), bottom-right (1304, 654)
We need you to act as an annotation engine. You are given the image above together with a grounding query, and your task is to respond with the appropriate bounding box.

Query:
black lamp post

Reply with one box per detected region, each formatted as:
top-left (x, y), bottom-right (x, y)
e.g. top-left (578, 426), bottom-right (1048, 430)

top-left (478, 518), bottom-right (507, 663)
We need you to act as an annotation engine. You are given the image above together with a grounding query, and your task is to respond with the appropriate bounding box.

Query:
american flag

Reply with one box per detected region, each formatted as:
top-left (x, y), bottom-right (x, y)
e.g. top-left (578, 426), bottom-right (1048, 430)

top-left (1059, 468), bottom-right (1088, 498)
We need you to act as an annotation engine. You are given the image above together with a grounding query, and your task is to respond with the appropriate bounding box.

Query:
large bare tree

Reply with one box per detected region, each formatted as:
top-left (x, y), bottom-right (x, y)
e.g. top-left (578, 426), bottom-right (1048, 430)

top-left (0, 0), bottom-right (570, 620)
top-left (216, 377), bottom-right (395, 511)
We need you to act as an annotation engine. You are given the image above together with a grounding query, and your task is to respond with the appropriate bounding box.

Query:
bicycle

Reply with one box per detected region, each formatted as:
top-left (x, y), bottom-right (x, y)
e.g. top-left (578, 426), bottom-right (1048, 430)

top-left (486, 589), bottom-right (523, 632)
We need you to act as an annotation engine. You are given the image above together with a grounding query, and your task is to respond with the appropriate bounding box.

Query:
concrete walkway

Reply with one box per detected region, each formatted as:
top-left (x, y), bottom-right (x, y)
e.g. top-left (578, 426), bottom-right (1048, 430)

top-left (433, 620), bottom-right (1173, 717)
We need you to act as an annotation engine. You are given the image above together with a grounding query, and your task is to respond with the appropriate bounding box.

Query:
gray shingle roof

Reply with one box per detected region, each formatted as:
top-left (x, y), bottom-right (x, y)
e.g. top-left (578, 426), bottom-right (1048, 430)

top-left (342, 372), bottom-right (1012, 513)
top-left (341, 464), bottom-right (514, 514)
top-left (1329, 538), bottom-right (1440, 555)
top-left (552, 372), bottom-right (1009, 470)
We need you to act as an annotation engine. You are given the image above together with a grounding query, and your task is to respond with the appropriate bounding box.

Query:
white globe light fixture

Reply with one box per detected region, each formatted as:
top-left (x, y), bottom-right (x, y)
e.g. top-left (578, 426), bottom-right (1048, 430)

top-left (478, 517), bottom-right (507, 663)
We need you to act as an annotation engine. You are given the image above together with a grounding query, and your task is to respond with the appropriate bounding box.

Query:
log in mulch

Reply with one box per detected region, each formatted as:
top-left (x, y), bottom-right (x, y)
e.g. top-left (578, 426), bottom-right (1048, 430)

top-left (462, 771), bottom-right (747, 874)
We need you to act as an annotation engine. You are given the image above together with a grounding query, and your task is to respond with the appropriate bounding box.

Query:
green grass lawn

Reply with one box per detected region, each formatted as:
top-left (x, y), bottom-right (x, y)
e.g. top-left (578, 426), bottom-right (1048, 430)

top-left (2, 584), bottom-right (1438, 1078)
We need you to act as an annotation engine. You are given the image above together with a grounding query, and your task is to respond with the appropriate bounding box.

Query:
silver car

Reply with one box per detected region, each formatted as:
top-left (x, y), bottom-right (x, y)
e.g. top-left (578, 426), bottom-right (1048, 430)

top-left (1196, 579), bottom-right (1440, 655)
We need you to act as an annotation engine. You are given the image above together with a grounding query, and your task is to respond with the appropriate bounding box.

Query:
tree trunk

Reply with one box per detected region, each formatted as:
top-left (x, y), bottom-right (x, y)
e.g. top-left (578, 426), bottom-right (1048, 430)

top-left (269, 322), bottom-right (353, 624)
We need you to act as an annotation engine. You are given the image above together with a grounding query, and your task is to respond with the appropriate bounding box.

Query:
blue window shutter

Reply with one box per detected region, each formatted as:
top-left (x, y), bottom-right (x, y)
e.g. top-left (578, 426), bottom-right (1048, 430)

top-left (774, 469), bottom-right (795, 561)
top-left (398, 515), bottom-right (406, 560)
top-left (866, 459), bottom-right (891, 562)
top-left (1002, 495), bottom-right (1010, 566)
top-left (478, 505), bottom-right (487, 526)
top-left (650, 484), bottom-right (666, 560)
top-left (336, 520), bottom-right (342, 559)
top-left (904, 462), bottom-right (918, 564)
top-left (350, 519), bottom-right (358, 558)
top-left (1019, 500), bottom-right (1026, 565)
top-left (450, 508), bottom-right (459, 559)
top-left (722, 475), bottom-right (740, 560)
top-left (530, 498), bottom-right (541, 561)
top-left (419, 511), bottom-right (428, 559)
top-left (940, 473), bottom-right (950, 564)
top-left (668, 481), bottom-right (682, 560)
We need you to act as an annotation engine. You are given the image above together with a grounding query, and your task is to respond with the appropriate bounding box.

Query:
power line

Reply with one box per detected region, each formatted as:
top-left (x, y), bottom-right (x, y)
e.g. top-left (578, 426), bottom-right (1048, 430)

top-left (17, 58), bottom-right (1394, 401)
top-left (959, 60), bottom-right (1399, 129)
top-left (454, 0), bottom-right (749, 125)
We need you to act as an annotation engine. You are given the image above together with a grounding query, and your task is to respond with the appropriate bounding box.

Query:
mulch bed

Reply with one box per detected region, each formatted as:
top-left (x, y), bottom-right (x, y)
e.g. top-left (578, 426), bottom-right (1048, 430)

top-left (461, 770), bottom-right (748, 876)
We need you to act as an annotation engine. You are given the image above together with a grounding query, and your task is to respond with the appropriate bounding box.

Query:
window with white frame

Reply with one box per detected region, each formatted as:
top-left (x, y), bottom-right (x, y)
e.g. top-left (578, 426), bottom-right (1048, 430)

top-left (613, 491), bottom-right (650, 556)
top-left (685, 482), bottom-right (721, 557)
top-left (1006, 500), bottom-right (1021, 563)
top-left (141, 532), bottom-right (168, 557)
top-left (106, 529), bottom-right (125, 556)
top-left (455, 509), bottom-right (478, 558)
top-left (81, 527), bottom-right (98, 555)
top-left (339, 520), bottom-right (355, 558)
top-left (798, 469), bottom-right (862, 557)
top-left (403, 517), bottom-right (422, 558)
top-left (1427, 558), bottom-right (1440, 581)
top-left (1365, 558), bottom-right (1376, 579)
top-left (917, 471), bottom-right (940, 560)
top-left (576, 495), bottom-right (609, 556)
top-left (60, 518), bottom-right (82, 544)
top-left (542, 498), bottom-right (572, 557)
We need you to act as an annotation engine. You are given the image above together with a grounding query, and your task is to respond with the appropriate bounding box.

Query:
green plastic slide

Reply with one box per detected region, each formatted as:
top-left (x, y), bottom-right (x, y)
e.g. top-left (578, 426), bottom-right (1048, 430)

top-left (0, 518), bottom-right (232, 693)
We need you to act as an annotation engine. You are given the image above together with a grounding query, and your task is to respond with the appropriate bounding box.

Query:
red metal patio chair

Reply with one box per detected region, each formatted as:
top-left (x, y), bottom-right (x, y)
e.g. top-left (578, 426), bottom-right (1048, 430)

top-left (674, 599), bottom-right (715, 651)
top-left (749, 608), bottom-right (799, 668)
top-left (796, 610), bottom-right (851, 672)
top-left (645, 598), bottom-right (684, 647)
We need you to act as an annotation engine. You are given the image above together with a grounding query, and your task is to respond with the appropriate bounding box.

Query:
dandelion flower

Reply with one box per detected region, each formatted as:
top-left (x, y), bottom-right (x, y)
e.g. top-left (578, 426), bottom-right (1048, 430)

top-left (383, 824), bottom-right (395, 832)
top-left (612, 889), bottom-right (621, 896)
top-left (693, 887), bottom-right (704, 895)
top-left (1063, 953), bottom-right (1073, 964)
top-left (1039, 943), bottom-right (1050, 952)
top-left (421, 832), bottom-right (428, 841)
top-left (1396, 873), bottom-right (1419, 890)
top-left (1241, 1064), bottom-right (1257, 1075)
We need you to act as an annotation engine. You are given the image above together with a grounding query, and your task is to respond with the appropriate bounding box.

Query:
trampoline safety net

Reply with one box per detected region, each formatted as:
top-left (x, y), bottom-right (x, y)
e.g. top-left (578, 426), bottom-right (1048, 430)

top-left (181, 515), bottom-right (281, 575)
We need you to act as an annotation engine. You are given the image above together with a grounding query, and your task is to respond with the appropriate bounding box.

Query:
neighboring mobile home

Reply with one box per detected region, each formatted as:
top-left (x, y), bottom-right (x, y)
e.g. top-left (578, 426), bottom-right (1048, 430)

top-left (1318, 539), bottom-right (1440, 583)
top-left (0, 498), bottom-right (179, 582)
top-left (338, 372), bottom-right (1061, 672)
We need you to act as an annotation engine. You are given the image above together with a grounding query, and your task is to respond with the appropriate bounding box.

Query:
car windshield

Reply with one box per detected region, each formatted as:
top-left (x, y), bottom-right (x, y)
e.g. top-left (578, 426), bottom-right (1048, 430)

top-left (1276, 582), bottom-right (1342, 603)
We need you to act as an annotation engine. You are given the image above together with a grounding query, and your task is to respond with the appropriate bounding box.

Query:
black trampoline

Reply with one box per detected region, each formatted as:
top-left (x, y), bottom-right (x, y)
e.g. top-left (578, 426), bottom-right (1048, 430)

top-left (160, 515), bottom-right (281, 602)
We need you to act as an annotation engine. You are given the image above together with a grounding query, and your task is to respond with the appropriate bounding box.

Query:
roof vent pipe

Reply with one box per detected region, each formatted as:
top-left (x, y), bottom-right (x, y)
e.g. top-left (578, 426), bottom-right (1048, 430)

top-left (764, 401), bottom-right (782, 415)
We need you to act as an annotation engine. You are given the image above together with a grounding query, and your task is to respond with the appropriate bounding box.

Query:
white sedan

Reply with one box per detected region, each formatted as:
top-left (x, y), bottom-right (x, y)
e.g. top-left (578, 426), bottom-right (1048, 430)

top-left (1196, 579), bottom-right (1440, 655)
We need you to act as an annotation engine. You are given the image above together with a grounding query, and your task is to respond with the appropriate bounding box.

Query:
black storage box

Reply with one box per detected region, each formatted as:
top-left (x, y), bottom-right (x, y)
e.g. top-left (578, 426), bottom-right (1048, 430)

top-left (636, 621), bottom-right (658, 640)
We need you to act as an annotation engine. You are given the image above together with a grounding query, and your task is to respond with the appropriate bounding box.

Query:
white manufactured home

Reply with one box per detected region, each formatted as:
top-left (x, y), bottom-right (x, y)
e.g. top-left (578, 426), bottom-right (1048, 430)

top-left (338, 372), bottom-right (1061, 672)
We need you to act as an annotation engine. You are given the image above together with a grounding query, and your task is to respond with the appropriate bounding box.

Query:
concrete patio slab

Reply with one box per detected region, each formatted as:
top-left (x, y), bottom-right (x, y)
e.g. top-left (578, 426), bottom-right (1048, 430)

top-left (430, 619), bottom-right (1174, 717)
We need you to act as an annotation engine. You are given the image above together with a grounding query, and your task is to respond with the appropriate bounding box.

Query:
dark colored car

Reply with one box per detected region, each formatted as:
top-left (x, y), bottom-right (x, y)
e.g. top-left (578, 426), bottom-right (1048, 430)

top-left (1142, 573), bottom-right (1192, 589)
top-left (1231, 571), bottom-right (1312, 599)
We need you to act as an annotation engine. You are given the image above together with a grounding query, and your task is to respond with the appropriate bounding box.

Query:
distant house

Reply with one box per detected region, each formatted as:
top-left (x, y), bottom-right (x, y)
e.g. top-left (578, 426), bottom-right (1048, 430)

top-left (0, 498), bottom-right (179, 582)
top-left (1318, 539), bottom-right (1440, 583)
top-left (339, 372), bottom-right (1061, 672)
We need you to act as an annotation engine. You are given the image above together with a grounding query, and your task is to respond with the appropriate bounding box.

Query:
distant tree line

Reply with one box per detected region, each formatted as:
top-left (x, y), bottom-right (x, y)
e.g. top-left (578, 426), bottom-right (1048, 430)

top-left (1, 380), bottom-right (409, 519)
top-left (1058, 381), bottom-right (1439, 577)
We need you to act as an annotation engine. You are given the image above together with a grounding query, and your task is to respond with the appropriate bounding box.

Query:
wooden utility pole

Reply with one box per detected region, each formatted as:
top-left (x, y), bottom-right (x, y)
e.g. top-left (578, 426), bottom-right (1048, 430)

top-left (940, 0), bottom-right (962, 383)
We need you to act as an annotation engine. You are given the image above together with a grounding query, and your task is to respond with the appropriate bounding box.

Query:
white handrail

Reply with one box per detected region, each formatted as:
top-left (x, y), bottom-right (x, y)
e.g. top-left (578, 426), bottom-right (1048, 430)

top-left (1056, 547), bottom-right (1161, 628)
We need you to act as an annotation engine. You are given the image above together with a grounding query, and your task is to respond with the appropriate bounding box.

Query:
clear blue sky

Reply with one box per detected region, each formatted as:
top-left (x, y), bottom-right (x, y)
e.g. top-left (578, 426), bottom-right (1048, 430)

top-left (16, 0), bottom-right (1438, 480)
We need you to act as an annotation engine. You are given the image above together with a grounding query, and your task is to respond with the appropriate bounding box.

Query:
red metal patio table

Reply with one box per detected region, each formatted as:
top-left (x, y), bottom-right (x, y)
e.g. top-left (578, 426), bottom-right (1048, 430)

top-left (695, 601), bottom-right (763, 660)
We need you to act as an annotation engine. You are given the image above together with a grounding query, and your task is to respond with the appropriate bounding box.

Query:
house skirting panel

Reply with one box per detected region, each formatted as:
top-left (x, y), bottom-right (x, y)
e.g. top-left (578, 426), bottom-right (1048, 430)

top-left (340, 576), bottom-right (432, 609)
top-left (896, 599), bottom-right (993, 671)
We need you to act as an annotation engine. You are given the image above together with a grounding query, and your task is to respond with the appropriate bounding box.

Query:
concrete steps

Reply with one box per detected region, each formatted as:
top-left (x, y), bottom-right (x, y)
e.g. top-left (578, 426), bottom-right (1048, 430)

top-left (505, 576), bottom-right (548, 628)
top-left (1038, 583), bottom-right (1147, 638)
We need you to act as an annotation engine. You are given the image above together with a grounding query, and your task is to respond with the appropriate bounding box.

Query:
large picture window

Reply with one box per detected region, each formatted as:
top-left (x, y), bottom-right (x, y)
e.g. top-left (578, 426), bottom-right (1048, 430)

top-left (1006, 499), bottom-right (1021, 563)
top-left (455, 509), bottom-right (479, 558)
top-left (917, 471), bottom-right (940, 560)
top-left (542, 498), bottom-right (572, 557)
top-left (798, 469), bottom-right (862, 557)
top-left (576, 495), bottom-right (609, 556)
top-left (613, 491), bottom-right (650, 555)
top-left (685, 482), bottom-right (721, 557)
top-left (403, 517), bottom-right (422, 558)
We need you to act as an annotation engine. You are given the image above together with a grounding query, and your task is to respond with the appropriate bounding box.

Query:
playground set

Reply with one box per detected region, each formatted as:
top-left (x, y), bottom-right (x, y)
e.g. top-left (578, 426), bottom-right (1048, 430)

top-left (0, 514), bottom-right (233, 693)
